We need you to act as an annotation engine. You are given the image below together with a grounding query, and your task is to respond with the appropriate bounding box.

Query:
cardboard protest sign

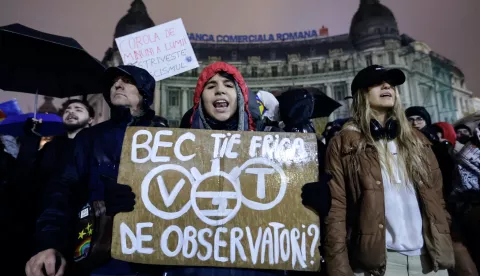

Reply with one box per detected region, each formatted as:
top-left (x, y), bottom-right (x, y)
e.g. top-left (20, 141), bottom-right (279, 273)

top-left (111, 127), bottom-right (321, 271)
top-left (115, 18), bottom-right (199, 81)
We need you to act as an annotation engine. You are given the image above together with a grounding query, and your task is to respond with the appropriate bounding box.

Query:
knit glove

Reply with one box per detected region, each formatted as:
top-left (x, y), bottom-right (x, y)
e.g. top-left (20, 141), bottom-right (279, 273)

top-left (101, 175), bottom-right (136, 216)
top-left (301, 174), bottom-right (332, 216)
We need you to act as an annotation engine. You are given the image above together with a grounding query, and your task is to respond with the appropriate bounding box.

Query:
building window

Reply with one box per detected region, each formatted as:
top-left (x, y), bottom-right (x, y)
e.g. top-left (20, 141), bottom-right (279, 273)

top-left (333, 83), bottom-right (347, 101)
top-left (377, 54), bottom-right (384, 64)
top-left (231, 50), bottom-right (238, 61)
top-left (270, 50), bottom-right (276, 60)
top-left (168, 89), bottom-right (180, 106)
top-left (366, 55), bottom-right (373, 66)
top-left (441, 93), bottom-right (446, 109)
top-left (191, 68), bottom-right (198, 77)
top-left (388, 52), bottom-right (395, 64)
top-left (464, 99), bottom-right (469, 112)
top-left (453, 96), bottom-right (457, 110)
top-left (187, 90), bottom-right (194, 107)
top-left (251, 66), bottom-right (258, 77)
top-left (271, 66), bottom-right (278, 77)
top-left (169, 120), bottom-right (180, 127)
top-left (312, 63), bottom-right (319, 74)
top-left (333, 60), bottom-right (341, 71)
top-left (292, 64), bottom-right (298, 76)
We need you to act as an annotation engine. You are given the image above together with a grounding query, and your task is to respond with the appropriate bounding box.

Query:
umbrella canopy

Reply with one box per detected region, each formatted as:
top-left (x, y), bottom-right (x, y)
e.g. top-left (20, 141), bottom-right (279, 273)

top-left (276, 87), bottom-right (341, 119)
top-left (0, 23), bottom-right (105, 98)
top-left (306, 87), bottom-right (342, 118)
top-left (0, 113), bottom-right (65, 137)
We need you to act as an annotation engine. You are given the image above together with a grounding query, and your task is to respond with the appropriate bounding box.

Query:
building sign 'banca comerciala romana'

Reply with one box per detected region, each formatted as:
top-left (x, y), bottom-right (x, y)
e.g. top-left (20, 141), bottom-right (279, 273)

top-left (188, 26), bottom-right (329, 43)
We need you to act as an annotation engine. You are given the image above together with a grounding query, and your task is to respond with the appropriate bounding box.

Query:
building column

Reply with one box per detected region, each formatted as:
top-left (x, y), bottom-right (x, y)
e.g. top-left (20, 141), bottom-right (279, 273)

top-left (325, 83), bottom-right (333, 98)
top-left (181, 88), bottom-right (188, 115)
top-left (161, 83), bottom-right (168, 118)
top-left (154, 81), bottom-right (161, 116)
top-left (325, 84), bottom-right (335, 121)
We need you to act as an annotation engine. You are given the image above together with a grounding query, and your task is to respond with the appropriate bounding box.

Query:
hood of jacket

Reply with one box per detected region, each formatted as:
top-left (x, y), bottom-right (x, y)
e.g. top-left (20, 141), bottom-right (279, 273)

top-left (434, 122), bottom-right (456, 146)
top-left (103, 65), bottom-right (156, 122)
top-left (190, 62), bottom-right (254, 130)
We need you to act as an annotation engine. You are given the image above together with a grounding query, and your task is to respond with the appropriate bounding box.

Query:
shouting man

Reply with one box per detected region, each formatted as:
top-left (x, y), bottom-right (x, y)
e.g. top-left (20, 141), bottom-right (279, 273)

top-left (4, 99), bottom-right (95, 275)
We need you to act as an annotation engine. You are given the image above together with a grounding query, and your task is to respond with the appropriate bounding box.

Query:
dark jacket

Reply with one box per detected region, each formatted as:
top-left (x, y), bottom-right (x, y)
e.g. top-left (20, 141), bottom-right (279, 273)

top-left (0, 137), bottom-right (27, 276)
top-left (34, 108), bottom-right (168, 275)
top-left (0, 132), bottom-right (68, 275)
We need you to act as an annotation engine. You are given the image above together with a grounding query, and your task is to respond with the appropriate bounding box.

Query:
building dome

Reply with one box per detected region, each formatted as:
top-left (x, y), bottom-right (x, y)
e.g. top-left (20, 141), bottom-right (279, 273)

top-left (349, 0), bottom-right (400, 51)
top-left (113, 0), bottom-right (155, 41)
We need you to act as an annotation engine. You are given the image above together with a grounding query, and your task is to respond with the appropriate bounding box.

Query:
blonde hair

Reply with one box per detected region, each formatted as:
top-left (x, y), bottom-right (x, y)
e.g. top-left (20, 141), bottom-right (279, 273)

top-left (347, 87), bottom-right (430, 186)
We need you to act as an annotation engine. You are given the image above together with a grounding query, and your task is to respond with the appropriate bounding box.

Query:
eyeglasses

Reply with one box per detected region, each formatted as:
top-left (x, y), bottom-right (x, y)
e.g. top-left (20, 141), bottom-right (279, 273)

top-left (408, 117), bottom-right (425, 123)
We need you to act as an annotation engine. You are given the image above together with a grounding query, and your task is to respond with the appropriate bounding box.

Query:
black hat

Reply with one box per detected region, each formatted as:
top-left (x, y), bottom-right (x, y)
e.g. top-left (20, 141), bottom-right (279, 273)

top-left (405, 106), bottom-right (432, 126)
top-left (104, 65), bottom-right (155, 107)
top-left (351, 65), bottom-right (406, 95)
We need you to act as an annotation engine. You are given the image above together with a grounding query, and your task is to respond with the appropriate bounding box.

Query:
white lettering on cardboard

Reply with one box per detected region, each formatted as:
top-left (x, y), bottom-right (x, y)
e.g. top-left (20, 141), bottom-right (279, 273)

top-left (231, 227), bottom-right (247, 263)
top-left (245, 168), bottom-right (275, 199)
top-left (120, 222), bottom-right (137, 254)
top-left (136, 222), bottom-right (154, 254)
top-left (142, 164), bottom-right (194, 220)
top-left (125, 129), bottom-right (319, 269)
top-left (183, 226), bottom-right (198, 258)
top-left (174, 132), bottom-right (196, 161)
top-left (197, 228), bottom-right (213, 261)
top-left (308, 224), bottom-right (320, 265)
top-left (270, 222), bottom-right (285, 264)
top-left (119, 222), bottom-right (154, 254)
top-left (214, 227), bottom-right (228, 262)
top-left (131, 130), bottom-right (153, 163)
top-left (261, 227), bottom-right (274, 264)
top-left (161, 225), bottom-right (183, 257)
top-left (246, 227), bottom-right (262, 265)
top-left (151, 130), bottom-right (173, 162)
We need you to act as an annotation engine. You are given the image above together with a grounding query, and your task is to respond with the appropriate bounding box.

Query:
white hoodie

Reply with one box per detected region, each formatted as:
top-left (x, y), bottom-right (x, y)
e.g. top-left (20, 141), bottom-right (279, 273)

top-left (380, 140), bottom-right (423, 256)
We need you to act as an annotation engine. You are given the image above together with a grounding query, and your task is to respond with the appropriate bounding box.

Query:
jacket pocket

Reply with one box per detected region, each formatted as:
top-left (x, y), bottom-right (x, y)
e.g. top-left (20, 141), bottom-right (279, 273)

top-left (433, 222), bottom-right (450, 235)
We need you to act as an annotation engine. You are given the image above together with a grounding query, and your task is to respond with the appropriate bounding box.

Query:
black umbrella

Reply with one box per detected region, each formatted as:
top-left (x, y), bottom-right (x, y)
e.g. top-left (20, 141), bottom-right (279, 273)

top-left (307, 87), bottom-right (342, 118)
top-left (0, 23), bottom-right (105, 98)
top-left (276, 87), bottom-right (341, 119)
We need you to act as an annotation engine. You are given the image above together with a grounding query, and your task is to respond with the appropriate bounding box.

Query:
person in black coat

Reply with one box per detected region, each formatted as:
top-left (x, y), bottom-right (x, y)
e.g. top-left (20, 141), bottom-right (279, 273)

top-left (2, 99), bottom-right (95, 275)
top-left (275, 87), bottom-right (330, 275)
top-left (26, 65), bottom-right (168, 276)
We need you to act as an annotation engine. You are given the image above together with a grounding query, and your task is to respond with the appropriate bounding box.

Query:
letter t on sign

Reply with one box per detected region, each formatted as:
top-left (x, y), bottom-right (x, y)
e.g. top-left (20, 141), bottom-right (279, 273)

top-left (246, 168), bottom-right (275, 199)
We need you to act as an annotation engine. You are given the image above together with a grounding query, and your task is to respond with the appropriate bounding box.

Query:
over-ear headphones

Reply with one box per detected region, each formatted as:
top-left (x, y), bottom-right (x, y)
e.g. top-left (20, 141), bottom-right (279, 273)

top-left (370, 118), bottom-right (398, 141)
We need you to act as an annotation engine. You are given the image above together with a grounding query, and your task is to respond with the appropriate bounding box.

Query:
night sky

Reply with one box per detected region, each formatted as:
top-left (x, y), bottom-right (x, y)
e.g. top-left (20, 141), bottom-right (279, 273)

top-left (1, 0), bottom-right (479, 109)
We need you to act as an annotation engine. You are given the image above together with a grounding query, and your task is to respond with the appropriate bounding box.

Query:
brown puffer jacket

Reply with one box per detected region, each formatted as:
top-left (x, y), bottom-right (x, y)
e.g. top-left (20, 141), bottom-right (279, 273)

top-left (324, 128), bottom-right (454, 276)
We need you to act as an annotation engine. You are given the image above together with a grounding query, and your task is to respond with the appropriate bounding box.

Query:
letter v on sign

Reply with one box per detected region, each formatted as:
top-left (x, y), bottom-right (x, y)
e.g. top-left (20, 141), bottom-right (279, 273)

top-left (156, 175), bottom-right (185, 207)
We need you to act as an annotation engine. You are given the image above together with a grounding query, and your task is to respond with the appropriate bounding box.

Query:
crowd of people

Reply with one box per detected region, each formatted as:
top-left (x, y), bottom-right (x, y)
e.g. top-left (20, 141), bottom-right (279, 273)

top-left (0, 61), bottom-right (479, 276)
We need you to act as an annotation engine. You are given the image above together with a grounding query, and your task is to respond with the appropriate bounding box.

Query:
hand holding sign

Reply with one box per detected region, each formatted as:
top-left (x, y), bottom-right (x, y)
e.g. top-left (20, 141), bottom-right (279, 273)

top-left (115, 18), bottom-right (199, 81)
top-left (112, 128), bottom-right (321, 271)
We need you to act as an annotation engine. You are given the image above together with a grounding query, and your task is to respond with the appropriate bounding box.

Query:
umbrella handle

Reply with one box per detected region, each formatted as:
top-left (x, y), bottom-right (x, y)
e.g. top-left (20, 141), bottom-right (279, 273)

top-left (34, 89), bottom-right (39, 119)
top-left (30, 118), bottom-right (43, 137)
